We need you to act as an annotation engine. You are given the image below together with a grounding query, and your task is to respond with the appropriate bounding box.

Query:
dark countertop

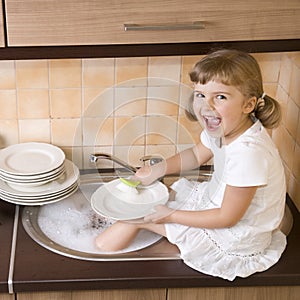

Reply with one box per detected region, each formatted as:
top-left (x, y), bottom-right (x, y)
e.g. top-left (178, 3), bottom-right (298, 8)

top-left (0, 201), bottom-right (15, 293)
top-left (0, 193), bottom-right (299, 294)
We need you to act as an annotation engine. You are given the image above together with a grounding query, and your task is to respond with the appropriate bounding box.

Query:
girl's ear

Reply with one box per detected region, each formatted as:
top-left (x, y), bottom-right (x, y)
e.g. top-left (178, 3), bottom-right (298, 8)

top-left (243, 96), bottom-right (256, 114)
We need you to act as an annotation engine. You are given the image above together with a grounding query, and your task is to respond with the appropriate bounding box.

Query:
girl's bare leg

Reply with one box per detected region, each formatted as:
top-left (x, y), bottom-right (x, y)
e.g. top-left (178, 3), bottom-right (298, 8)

top-left (95, 221), bottom-right (166, 252)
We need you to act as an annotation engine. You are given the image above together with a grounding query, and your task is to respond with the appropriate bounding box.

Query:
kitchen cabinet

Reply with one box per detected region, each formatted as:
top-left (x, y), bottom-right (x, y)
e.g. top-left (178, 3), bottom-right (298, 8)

top-left (168, 286), bottom-right (300, 300)
top-left (17, 289), bottom-right (166, 300)
top-left (0, 1), bottom-right (4, 47)
top-left (15, 286), bottom-right (300, 300)
top-left (5, 0), bottom-right (300, 47)
top-left (0, 294), bottom-right (14, 300)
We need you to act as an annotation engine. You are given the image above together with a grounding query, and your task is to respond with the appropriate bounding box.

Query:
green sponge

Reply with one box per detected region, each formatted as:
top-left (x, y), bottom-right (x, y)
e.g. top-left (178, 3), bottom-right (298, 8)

top-left (119, 177), bottom-right (141, 188)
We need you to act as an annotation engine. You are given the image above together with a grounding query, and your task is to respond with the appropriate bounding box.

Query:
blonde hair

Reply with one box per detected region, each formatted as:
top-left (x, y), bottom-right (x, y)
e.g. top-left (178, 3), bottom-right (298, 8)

top-left (186, 49), bottom-right (282, 129)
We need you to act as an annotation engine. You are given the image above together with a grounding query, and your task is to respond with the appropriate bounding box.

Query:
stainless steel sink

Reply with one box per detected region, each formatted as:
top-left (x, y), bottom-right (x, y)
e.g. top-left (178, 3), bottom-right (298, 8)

top-left (22, 171), bottom-right (293, 262)
top-left (22, 173), bottom-right (181, 261)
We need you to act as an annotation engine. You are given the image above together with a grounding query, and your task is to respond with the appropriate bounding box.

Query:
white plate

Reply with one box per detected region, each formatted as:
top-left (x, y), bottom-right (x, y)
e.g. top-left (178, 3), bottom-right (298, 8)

top-left (1, 166), bottom-right (65, 186)
top-left (0, 142), bottom-right (65, 175)
top-left (91, 181), bottom-right (169, 220)
top-left (104, 179), bottom-right (169, 204)
top-left (0, 163), bottom-right (65, 181)
top-left (1, 184), bottom-right (79, 206)
top-left (0, 182), bottom-right (78, 202)
top-left (0, 159), bottom-right (79, 197)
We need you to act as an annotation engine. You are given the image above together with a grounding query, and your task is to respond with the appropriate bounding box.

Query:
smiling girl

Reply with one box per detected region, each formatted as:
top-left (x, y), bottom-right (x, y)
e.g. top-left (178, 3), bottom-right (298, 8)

top-left (95, 49), bottom-right (287, 281)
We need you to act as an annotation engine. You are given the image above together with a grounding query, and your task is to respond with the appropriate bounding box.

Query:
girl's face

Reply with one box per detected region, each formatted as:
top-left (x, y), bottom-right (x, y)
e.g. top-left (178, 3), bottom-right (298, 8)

top-left (193, 81), bottom-right (255, 143)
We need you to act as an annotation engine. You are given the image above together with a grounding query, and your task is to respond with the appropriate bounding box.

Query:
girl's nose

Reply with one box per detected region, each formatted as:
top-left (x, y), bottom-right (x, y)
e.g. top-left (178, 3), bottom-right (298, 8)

top-left (205, 97), bottom-right (215, 109)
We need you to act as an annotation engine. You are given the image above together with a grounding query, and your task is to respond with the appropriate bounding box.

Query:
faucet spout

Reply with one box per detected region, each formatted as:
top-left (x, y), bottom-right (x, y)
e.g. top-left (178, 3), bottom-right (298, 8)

top-left (90, 153), bottom-right (137, 173)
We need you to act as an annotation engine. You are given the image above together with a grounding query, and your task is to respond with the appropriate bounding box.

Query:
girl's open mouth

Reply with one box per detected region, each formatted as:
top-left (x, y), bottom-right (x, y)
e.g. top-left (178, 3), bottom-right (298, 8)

top-left (203, 115), bottom-right (222, 131)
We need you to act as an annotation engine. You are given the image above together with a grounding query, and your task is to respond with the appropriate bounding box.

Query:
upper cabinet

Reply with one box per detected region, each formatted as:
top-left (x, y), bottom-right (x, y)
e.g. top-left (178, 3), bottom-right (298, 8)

top-left (5, 0), bottom-right (300, 47)
top-left (0, 1), bottom-right (4, 47)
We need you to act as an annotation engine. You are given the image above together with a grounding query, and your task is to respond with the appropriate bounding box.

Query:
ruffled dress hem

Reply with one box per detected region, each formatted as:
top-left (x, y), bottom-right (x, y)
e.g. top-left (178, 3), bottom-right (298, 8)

top-left (165, 178), bottom-right (287, 281)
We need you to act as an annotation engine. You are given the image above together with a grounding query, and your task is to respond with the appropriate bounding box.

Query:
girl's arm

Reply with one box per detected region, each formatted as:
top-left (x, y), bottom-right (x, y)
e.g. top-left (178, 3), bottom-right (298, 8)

top-left (135, 140), bottom-right (213, 186)
top-left (145, 185), bottom-right (258, 228)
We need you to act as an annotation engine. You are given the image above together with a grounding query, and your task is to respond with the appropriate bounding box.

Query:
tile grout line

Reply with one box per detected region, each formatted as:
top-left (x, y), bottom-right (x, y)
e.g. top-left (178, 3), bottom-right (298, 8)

top-left (8, 205), bottom-right (19, 294)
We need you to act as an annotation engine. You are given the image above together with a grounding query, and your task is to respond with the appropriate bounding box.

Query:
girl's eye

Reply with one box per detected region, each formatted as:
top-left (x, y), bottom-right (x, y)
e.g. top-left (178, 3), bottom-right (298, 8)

top-left (194, 92), bottom-right (205, 99)
top-left (216, 94), bottom-right (227, 101)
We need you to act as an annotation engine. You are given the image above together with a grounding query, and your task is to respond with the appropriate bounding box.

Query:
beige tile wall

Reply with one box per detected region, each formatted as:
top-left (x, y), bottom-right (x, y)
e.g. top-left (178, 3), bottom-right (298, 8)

top-left (0, 52), bottom-right (299, 209)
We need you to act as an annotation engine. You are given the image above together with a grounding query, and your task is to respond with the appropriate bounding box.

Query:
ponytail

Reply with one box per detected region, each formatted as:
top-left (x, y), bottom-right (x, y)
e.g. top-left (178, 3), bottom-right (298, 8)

top-left (254, 94), bottom-right (282, 129)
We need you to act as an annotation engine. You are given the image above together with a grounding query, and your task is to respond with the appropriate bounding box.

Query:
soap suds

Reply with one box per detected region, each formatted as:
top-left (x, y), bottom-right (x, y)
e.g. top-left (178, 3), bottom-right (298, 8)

top-left (37, 183), bottom-right (161, 254)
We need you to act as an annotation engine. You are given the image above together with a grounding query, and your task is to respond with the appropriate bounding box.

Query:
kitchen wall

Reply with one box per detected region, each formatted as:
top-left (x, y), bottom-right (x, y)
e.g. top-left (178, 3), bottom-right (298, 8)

top-left (0, 52), bottom-right (299, 210)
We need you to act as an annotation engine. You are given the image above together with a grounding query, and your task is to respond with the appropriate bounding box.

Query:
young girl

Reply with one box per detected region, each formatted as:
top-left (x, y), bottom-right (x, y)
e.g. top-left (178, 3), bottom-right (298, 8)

top-left (95, 49), bottom-right (287, 281)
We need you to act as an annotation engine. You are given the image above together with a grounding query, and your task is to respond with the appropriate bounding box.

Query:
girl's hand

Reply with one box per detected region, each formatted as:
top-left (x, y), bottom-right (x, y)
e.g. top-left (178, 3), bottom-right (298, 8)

top-left (144, 205), bottom-right (175, 223)
top-left (132, 162), bottom-right (166, 186)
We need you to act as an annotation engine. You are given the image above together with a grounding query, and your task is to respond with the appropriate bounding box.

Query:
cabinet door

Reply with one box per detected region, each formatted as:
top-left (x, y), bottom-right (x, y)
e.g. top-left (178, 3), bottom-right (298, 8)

top-left (5, 0), bottom-right (300, 46)
top-left (17, 289), bottom-right (166, 300)
top-left (0, 1), bottom-right (4, 47)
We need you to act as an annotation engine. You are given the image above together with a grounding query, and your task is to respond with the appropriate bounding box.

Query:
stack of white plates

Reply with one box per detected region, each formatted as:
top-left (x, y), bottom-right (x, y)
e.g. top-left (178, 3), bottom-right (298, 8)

top-left (0, 142), bottom-right (79, 205)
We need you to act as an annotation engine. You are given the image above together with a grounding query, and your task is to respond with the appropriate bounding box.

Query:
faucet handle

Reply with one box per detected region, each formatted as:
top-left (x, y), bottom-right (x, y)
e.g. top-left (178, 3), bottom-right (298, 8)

top-left (140, 155), bottom-right (164, 166)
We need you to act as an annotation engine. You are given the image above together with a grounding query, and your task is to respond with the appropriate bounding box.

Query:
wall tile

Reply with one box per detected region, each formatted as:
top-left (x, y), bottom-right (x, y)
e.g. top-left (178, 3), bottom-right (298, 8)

top-left (50, 89), bottom-right (81, 118)
top-left (286, 97), bottom-right (299, 139)
top-left (272, 125), bottom-right (294, 170)
top-left (177, 115), bottom-right (202, 145)
top-left (115, 116), bottom-right (145, 146)
top-left (17, 89), bottom-right (49, 119)
top-left (293, 142), bottom-right (300, 180)
top-left (83, 87), bottom-right (114, 118)
top-left (115, 86), bottom-right (147, 116)
top-left (51, 118), bottom-right (82, 147)
top-left (289, 62), bottom-right (300, 107)
top-left (148, 56), bottom-right (181, 86)
top-left (16, 60), bottom-right (48, 88)
top-left (278, 54), bottom-right (292, 93)
top-left (0, 61), bottom-right (15, 89)
top-left (83, 58), bottom-right (114, 87)
top-left (253, 53), bottom-right (281, 83)
top-left (297, 113), bottom-right (300, 145)
top-left (181, 55), bottom-right (204, 86)
top-left (18, 119), bottom-right (50, 143)
top-left (276, 85), bottom-right (289, 126)
top-left (288, 174), bottom-right (300, 211)
top-left (49, 59), bottom-right (81, 88)
top-left (288, 52), bottom-right (300, 68)
top-left (0, 90), bottom-right (17, 119)
top-left (263, 83), bottom-right (277, 99)
top-left (147, 86), bottom-right (180, 116)
top-left (116, 57), bottom-right (147, 86)
top-left (114, 145), bottom-right (145, 169)
top-left (61, 146), bottom-right (83, 169)
top-left (179, 84), bottom-right (194, 116)
top-left (146, 116), bottom-right (177, 145)
top-left (83, 146), bottom-right (113, 169)
top-left (145, 144), bottom-right (177, 161)
top-left (83, 117), bottom-right (114, 147)
top-left (0, 120), bottom-right (18, 147)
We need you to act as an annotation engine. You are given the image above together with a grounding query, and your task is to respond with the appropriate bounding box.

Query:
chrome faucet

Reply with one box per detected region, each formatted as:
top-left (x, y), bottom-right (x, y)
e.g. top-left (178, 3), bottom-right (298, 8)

top-left (90, 153), bottom-right (164, 173)
top-left (90, 153), bottom-right (138, 173)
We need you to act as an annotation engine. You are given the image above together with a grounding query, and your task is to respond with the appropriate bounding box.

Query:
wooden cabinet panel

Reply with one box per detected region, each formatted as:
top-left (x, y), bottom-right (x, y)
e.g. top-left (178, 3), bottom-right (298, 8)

top-left (0, 1), bottom-right (5, 47)
top-left (5, 0), bottom-right (300, 47)
top-left (0, 294), bottom-right (14, 300)
top-left (17, 289), bottom-right (166, 300)
top-left (168, 286), bottom-right (300, 300)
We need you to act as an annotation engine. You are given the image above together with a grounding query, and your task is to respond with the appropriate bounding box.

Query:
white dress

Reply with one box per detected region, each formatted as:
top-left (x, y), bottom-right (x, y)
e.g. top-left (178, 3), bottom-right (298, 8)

top-left (165, 120), bottom-right (287, 281)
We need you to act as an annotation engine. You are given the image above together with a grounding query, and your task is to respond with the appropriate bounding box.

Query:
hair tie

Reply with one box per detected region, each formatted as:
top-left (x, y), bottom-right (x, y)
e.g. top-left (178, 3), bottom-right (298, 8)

top-left (255, 92), bottom-right (266, 112)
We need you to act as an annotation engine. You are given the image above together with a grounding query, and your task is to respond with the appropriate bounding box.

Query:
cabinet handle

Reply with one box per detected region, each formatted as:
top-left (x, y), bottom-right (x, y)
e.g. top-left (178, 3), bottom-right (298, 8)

top-left (124, 21), bottom-right (205, 31)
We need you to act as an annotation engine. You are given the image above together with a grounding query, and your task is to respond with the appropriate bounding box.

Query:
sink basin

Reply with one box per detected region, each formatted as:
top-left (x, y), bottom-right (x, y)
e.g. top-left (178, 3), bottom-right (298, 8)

top-left (22, 173), bottom-right (180, 261)
top-left (22, 171), bottom-right (293, 261)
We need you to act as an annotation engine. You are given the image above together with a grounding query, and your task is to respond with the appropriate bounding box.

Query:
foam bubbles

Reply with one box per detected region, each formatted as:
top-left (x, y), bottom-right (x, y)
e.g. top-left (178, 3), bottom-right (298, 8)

top-left (37, 183), bottom-right (161, 254)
